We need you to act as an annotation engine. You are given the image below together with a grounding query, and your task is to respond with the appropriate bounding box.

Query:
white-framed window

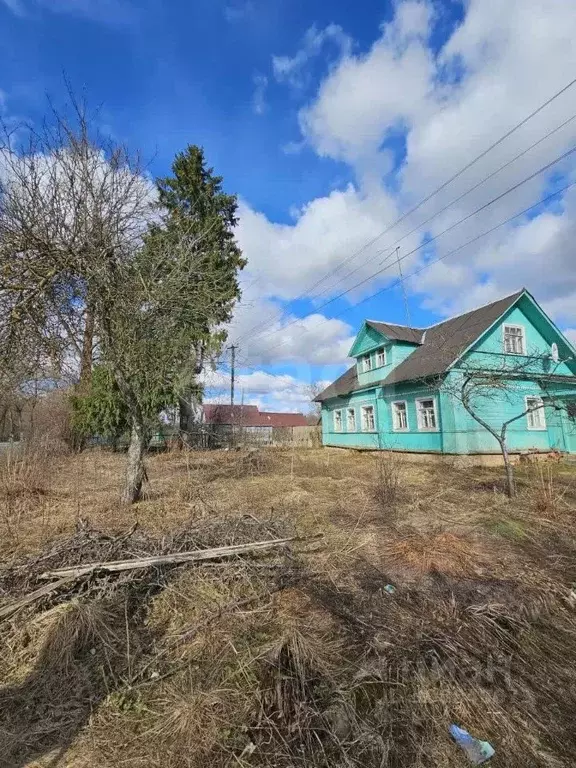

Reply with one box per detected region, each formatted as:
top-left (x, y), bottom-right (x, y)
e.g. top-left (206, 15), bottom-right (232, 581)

top-left (362, 354), bottom-right (373, 372)
top-left (526, 396), bottom-right (546, 430)
top-left (551, 342), bottom-right (559, 363)
top-left (503, 324), bottom-right (525, 355)
top-left (333, 409), bottom-right (343, 432)
top-left (391, 400), bottom-right (408, 431)
top-left (416, 397), bottom-right (438, 431)
top-left (346, 408), bottom-right (356, 432)
top-left (361, 405), bottom-right (375, 431)
top-left (376, 348), bottom-right (387, 368)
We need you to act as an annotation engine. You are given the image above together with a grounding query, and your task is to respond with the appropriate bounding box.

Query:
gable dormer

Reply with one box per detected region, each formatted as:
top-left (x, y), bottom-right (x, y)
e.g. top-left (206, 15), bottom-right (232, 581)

top-left (348, 320), bottom-right (423, 386)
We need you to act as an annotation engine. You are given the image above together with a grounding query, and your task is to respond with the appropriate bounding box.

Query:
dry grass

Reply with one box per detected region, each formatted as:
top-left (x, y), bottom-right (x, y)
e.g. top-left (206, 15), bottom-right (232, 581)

top-left (0, 447), bottom-right (576, 767)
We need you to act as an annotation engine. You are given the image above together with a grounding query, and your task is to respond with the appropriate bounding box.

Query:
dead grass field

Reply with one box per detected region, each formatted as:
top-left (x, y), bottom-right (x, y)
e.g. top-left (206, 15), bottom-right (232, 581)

top-left (1, 446), bottom-right (576, 767)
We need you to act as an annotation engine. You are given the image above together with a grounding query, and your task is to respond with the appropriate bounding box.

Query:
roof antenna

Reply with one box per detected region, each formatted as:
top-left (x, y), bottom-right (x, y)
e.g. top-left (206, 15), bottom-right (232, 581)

top-left (395, 247), bottom-right (412, 327)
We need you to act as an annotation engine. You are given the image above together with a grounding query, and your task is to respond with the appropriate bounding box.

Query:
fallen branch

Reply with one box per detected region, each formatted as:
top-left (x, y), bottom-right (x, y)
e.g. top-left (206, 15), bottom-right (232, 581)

top-left (0, 575), bottom-right (77, 622)
top-left (39, 537), bottom-right (295, 580)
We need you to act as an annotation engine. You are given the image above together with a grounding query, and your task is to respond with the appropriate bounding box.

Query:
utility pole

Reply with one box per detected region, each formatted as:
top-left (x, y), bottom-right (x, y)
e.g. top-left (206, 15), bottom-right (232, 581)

top-left (395, 247), bottom-right (412, 327)
top-left (228, 345), bottom-right (236, 408)
top-left (228, 344), bottom-right (237, 449)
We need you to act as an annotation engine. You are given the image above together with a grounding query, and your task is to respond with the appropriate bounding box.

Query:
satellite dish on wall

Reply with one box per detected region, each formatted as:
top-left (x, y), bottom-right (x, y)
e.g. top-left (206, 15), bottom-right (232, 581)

top-left (551, 342), bottom-right (559, 363)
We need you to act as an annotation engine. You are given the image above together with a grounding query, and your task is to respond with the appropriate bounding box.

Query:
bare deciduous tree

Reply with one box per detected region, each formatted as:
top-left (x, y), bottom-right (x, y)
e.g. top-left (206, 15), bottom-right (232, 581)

top-left (0, 98), bottom-right (244, 502)
top-left (442, 354), bottom-right (569, 497)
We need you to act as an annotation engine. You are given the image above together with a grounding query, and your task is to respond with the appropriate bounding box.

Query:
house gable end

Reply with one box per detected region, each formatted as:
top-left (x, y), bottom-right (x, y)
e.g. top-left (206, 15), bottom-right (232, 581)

top-left (348, 322), bottom-right (387, 358)
top-left (456, 291), bottom-right (576, 377)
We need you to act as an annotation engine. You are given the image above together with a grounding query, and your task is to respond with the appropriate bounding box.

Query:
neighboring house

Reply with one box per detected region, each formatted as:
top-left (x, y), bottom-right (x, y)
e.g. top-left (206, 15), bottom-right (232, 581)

top-left (315, 289), bottom-right (576, 456)
top-left (203, 405), bottom-right (308, 428)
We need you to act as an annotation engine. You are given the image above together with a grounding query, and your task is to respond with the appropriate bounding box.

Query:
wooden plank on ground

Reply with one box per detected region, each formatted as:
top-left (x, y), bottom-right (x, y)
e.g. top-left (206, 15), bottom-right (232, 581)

top-left (39, 537), bottom-right (295, 580)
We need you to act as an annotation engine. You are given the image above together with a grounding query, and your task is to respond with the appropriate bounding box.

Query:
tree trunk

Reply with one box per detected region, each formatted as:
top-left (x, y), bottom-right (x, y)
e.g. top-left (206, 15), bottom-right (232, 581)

top-left (179, 391), bottom-right (202, 446)
top-left (500, 436), bottom-right (516, 498)
top-left (79, 302), bottom-right (95, 390)
top-left (122, 420), bottom-right (148, 504)
top-left (179, 396), bottom-right (194, 443)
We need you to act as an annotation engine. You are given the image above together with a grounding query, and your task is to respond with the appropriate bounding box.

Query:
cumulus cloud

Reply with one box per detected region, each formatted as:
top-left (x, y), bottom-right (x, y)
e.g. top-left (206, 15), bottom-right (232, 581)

top-left (228, 288), bottom-right (355, 366)
top-left (200, 368), bottom-right (331, 412)
top-left (233, 0), bottom-right (576, 366)
top-left (272, 23), bottom-right (351, 90)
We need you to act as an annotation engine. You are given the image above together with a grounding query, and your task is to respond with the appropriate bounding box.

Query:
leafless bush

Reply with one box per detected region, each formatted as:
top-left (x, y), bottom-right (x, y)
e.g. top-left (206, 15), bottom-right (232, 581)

top-left (0, 435), bottom-right (62, 500)
top-left (371, 454), bottom-right (404, 517)
top-left (531, 462), bottom-right (565, 515)
top-left (0, 433), bottom-right (68, 542)
top-left (20, 390), bottom-right (74, 450)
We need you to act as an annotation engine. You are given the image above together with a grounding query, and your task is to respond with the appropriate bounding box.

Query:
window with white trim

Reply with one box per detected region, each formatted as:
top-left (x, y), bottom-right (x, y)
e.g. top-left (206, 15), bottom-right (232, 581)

top-left (333, 410), bottom-right (343, 432)
top-left (362, 354), bottom-right (373, 372)
top-left (503, 324), bottom-right (525, 355)
top-left (416, 398), bottom-right (437, 431)
top-left (361, 405), bottom-right (375, 431)
top-left (526, 397), bottom-right (546, 430)
top-left (346, 408), bottom-right (356, 431)
top-left (376, 348), bottom-right (387, 367)
top-left (392, 401), bottom-right (408, 431)
top-left (551, 342), bottom-right (559, 363)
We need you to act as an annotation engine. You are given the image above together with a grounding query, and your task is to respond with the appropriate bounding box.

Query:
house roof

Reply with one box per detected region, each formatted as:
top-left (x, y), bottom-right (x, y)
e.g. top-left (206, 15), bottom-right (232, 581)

top-left (203, 404), bottom-right (308, 427)
top-left (315, 290), bottom-right (526, 401)
top-left (366, 320), bottom-right (424, 344)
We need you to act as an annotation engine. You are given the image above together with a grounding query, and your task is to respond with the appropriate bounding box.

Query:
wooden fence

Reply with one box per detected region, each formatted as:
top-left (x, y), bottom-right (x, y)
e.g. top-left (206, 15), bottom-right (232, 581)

top-left (145, 424), bottom-right (322, 450)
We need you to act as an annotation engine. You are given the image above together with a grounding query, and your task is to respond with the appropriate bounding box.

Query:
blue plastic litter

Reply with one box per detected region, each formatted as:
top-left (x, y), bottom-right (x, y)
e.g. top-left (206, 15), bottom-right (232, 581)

top-left (384, 584), bottom-right (396, 595)
top-left (449, 724), bottom-right (495, 764)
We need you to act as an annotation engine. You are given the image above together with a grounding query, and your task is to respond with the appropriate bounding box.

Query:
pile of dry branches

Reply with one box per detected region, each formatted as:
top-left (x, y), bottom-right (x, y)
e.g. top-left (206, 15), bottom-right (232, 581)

top-left (0, 506), bottom-right (575, 768)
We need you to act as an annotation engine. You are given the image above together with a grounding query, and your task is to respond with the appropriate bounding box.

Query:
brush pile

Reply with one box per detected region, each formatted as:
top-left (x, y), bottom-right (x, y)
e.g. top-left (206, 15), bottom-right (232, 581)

top-left (1, 448), bottom-right (576, 768)
top-left (1, 520), bottom-right (576, 767)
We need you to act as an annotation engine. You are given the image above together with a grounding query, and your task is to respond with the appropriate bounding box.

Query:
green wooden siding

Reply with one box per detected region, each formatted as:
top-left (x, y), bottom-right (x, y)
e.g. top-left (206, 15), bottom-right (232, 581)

top-left (321, 292), bottom-right (576, 455)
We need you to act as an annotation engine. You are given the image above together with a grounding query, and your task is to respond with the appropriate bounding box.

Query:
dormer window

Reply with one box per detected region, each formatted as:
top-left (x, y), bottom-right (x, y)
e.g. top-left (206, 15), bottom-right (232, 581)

top-left (376, 348), bottom-right (387, 367)
top-left (503, 324), bottom-right (525, 355)
top-left (362, 354), bottom-right (372, 372)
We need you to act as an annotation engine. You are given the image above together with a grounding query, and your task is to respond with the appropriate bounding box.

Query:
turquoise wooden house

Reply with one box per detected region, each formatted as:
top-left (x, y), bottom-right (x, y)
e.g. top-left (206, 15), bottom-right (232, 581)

top-left (315, 290), bottom-right (576, 456)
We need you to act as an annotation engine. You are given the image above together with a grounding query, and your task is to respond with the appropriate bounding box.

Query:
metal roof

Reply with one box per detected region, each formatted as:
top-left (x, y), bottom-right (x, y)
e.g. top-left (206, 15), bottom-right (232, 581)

top-left (315, 290), bottom-right (526, 401)
top-left (365, 321), bottom-right (424, 344)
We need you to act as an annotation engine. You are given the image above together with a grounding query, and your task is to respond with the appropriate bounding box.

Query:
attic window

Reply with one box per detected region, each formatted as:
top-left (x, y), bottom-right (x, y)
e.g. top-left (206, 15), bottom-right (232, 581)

top-left (362, 354), bottom-right (373, 372)
top-left (503, 324), bottom-right (525, 355)
top-left (376, 348), bottom-right (387, 367)
top-left (551, 342), bottom-right (559, 363)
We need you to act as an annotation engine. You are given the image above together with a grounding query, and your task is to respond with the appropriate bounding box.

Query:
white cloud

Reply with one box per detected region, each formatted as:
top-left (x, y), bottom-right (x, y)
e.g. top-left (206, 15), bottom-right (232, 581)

top-left (299, 6), bottom-right (434, 164)
top-left (201, 368), bottom-right (331, 413)
top-left (228, 289), bottom-right (355, 366)
top-left (564, 329), bottom-right (576, 347)
top-left (252, 73), bottom-right (268, 116)
top-left (233, 0), bottom-right (576, 366)
top-left (272, 23), bottom-right (351, 90)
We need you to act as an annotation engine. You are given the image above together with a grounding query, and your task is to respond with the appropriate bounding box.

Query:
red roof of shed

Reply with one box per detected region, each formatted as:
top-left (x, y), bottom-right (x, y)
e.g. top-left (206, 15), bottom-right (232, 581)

top-left (203, 404), bottom-right (307, 427)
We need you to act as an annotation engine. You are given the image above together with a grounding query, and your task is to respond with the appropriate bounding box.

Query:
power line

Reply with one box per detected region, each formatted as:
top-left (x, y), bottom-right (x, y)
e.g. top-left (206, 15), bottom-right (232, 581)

top-left (245, 144), bottom-right (576, 345)
top-left (235, 75), bottom-right (576, 345)
top-left (237, 179), bottom-right (576, 366)
top-left (310, 110), bottom-right (576, 304)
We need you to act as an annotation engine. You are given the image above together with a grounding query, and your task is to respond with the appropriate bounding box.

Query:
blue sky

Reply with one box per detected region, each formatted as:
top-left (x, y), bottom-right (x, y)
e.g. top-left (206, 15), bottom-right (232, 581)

top-left (2, 0), bottom-right (576, 411)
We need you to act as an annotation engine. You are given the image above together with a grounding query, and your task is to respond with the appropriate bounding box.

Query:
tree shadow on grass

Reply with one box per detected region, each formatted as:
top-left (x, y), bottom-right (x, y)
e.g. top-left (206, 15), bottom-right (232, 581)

top-left (0, 592), bottom-right (160, 768)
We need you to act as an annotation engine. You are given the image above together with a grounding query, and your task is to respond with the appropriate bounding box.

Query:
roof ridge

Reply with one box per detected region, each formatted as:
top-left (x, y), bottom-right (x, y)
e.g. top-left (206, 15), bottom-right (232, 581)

top-left (366, 319), bottom-right (424, 330)
top-left (422, 289), bottom-right (525, 330)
